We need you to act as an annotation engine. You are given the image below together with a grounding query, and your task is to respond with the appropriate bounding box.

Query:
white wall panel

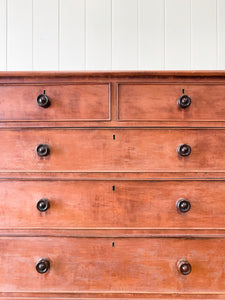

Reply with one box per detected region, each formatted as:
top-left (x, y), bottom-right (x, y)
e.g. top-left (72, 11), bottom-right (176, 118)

top-left (191, 0), bottom-right (217, 70)
top-left (33, 0), bottom-right (58, 70)
top-left (86, 0), bottom-right (111, 70)
top-left (0, 0), bottom-right (6, 70)
top-left (1, 0), bottom-right (225, 71)
top-left (59, 0), bottom-right (85, 70)
top-left (112, 0), bottom-right (138, 70)
top-left (165, 0), bottom-right (190, 70)
top-left (139, 0), bottom-right (165, 70)
top-left (7, 0), bottom-right (32, 70)
top-left (218, 0), bottom-right (225, 70)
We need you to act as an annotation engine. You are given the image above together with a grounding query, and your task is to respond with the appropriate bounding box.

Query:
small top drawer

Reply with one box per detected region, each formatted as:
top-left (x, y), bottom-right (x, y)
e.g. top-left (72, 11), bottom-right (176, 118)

top-left (0, 83), bottom-right (110, 121)
top-left (117, 84), bottom-right (225, 122)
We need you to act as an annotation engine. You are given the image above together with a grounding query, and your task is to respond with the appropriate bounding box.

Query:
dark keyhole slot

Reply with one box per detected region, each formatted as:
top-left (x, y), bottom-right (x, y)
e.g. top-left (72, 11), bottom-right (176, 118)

top-left (112, 185), bottom-right (115, 191)
top-left (43, 89), bottom-right (46, 94)
top-left (113, 134), bottom-right (116, 140)
top-left (182, 89), bottom-right (185, 94)
top-left (112, 242), bottom-right (115, 247)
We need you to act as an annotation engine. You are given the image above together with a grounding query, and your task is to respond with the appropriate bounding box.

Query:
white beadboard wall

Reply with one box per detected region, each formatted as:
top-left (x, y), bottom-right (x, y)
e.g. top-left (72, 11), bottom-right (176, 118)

top-left (0, 0), bottom-right (225, 71)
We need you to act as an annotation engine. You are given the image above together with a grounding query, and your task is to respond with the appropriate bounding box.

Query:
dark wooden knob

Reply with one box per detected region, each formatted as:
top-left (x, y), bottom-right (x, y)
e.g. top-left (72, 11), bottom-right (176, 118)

top-left (36, 94), bottom-right (50, 108)
top-left (36, 144), bottom-right (50, 157)
top-left (37, 198), bottom-right (50, 212)
top-left (176, 199), bottom-right (191, 213)
top-left (177, 144), bottom-right (191, 157)
top-left (177, 95), bottom-right (191, 109)
top-left (177, 259), bottom-right (192, 275)
top-left (36, 258), bottom-right (50, 273)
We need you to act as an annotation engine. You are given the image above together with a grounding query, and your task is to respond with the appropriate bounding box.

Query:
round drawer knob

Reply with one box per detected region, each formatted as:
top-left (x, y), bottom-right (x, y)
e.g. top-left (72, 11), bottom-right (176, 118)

top-left (177, 144), bottom-right (191, 157)
top-left (177, 259), bottom-right (192, 275)
top-left (177, 95), bottom-right (191, 109)
top-left (176, 199), bottom-right (191, 213)
top-left (36, 144), bottom-right (50, 157)
top-left (36, 258), bottom-right (50, 274)
top-left (36, 93), bottom-right (50, 108)
top-left (37, 198), bottom-right (50, 212)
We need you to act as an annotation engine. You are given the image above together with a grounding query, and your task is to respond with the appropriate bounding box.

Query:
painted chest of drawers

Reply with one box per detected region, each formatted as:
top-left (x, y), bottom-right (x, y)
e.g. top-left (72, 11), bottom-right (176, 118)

top-left (1, 71), bottom-right (225, 300)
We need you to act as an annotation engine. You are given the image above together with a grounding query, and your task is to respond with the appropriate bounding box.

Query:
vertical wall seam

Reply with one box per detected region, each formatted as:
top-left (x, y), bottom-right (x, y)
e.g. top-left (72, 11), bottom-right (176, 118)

top-left (84, 0), bottom-right (86, 70)
top-left (216, 0), bottom-right (218, 69)
top-left (164, 0), bottom-right (166, 70)
top-left (6, 0), bottom-right (8, 70)
top-left (58, 0), bottom-right (60, 70)
top-left (32, 0), bottom-right (33, 70)
top-left (137, 0), bottom-right (139, 70)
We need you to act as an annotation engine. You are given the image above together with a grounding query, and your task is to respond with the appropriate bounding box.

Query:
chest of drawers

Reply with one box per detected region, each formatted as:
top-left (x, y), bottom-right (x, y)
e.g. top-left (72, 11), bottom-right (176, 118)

top-left (1, 71), bottom-right (225, 300)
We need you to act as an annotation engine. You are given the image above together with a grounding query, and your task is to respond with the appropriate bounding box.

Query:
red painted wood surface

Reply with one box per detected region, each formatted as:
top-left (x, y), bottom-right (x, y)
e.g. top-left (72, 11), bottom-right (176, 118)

top-left (0, 180), bottom-right (224, 229)
top-left (0, 71), bottom-right (224, 299)
top-left (118, 84), bottom-right (225, 121)
top-left (0, 128), bottom-right (224, 172)
top-left (0, 71), bottom-right (225, 127)
top-left (1, 237), bottom-right (225, 293)
top-left (0, 84), bottom-right (110, 121)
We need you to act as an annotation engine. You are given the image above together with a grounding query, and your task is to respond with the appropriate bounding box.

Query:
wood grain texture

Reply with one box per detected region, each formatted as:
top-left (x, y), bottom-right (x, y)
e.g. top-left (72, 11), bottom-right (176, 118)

top-left (2, 72), bottom-right (225, 126)
top-left (117, 83), bottom-right (225, 121)
top-left (0, 295), bottom-right (225, 300)
top-left (0, 71), bottom-right (224, 299)
top-left (0, 180), bottom-right (225, 229)
top-left (0, 128), bottom-right (225, 172)
top-left (1, 237), bottom-right (225, 293)
top-left (0, 84), bottom-right (110, 121)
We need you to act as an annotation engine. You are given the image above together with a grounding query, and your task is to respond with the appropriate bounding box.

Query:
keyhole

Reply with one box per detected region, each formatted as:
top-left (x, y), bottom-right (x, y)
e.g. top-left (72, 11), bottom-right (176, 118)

top-left (113, 134), bottom-right (116, 140)
top-left (182, 89), bottom-right (185, 94)
top-left (112, 242), bottom-right (115, 247)
top-left (112, 185), bottom-right (115, 191)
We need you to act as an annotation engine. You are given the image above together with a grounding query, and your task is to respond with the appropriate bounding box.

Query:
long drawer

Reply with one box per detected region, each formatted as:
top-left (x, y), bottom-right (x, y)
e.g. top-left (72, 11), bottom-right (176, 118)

top-left (1, 237), bottom-right (225, 293)
top-left (0, 84), bottom-right (110, 121)
top-left (0, 180), bottom-right (225, 229)
top-left (117, 84), bottom-right (225, 121)
top-left (1, 128), bottom-right (225, 172)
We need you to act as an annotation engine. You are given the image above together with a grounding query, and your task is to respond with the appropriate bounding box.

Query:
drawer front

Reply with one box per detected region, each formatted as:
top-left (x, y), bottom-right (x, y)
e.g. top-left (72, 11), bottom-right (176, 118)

top-left (117, 84), bottom-right (225, 121)
top-left (0, 84), bottom-right (110, 121)
top-left (1, 237), bottom-right (225, 292)
top-left (1, 180), bottom-right (225, 229)
top-left (1, 129), bottom-right (225, 172)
